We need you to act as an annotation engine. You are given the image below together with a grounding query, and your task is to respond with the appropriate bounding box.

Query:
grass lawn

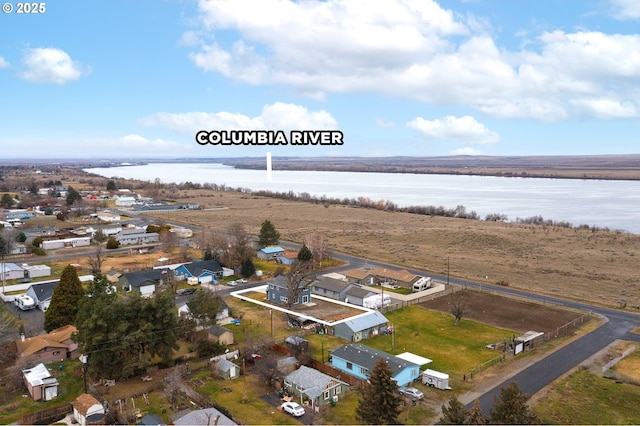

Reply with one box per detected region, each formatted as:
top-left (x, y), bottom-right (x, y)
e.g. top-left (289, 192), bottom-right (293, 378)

top-left (532, 368), bottom-right (640, 424)
top-left (199, 373), bottom-right (298, 425)
top-left (366, 305), bottom-right (515, 377)
top-left (0, 359), bottom-right (85, 425)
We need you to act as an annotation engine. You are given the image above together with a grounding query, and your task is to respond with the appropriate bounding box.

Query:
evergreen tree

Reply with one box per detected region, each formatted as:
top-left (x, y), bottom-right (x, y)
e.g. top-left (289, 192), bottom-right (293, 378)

top-left (45, 265), bottom-right (85, 332)
top-left (186, 289), bottom-right (222, 331)
top-left (65, 186), bottom-right (82, 206)
top-left (440, 395), bottom-right (468, 425)
top-left (297, 244), bottom-right (313, 262)
top-left (466, 399), bottom-right (488, 425)
top-left (203, 247), bottom-right (213, 261)
top-left (0, 193), bottom-right (14, 209)
top-left (241, 258), bottom-right (256, 277)
top-left (106, 180), bottom-right (117, 191)
top-left (355, 358), bottom-right (402, 425)
top-left (489, 382), bottom-right (538, 424)
top-left (106, 237), bottom-right (119, 249)
top-left (258, 219), bottom-right (280, 247)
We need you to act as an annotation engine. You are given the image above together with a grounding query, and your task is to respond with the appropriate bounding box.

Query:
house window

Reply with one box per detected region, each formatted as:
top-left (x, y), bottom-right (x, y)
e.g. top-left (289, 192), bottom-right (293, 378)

top-left (346, 362), bottom-right (353, 370)
top-left (335, 386), bottom-right (342, 395)
top-left (52, 351), bottom-right (60, 356)
top-left (360, 367), bottom-right (368, 375)
top-left (302, 295), bottom-right (309, 303)
top-left (280, 296), bottom-right (288, 303)
top-left (412, 369), bottom-right (418, 377)
top-left (323, 390), bottom-right (330, 400)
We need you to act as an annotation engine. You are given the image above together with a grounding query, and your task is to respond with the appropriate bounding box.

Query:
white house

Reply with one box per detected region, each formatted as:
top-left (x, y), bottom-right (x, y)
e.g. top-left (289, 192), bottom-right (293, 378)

top-left (96, 211), bottom-right (121, 222)
top-left (115, 196), bottom-right (137, 207)
top-left (41, 237), bottom-right (91, 250)
top-left (1, 263), bottom-right (25, 280)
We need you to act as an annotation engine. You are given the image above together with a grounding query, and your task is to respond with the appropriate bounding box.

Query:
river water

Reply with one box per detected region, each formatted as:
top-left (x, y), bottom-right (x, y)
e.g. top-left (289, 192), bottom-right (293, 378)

top-left (84, 163), bottom-right (640, 234)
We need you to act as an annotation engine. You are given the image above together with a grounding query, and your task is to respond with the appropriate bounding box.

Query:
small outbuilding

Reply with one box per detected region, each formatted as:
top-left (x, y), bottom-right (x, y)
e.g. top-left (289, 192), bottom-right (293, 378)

top-left (73, 393), bottom-right (105, 426)
top-left (22, 363), bottom-right (59, 401)
top-left (207, 324), bottom-right (234, 346)
top-left (285, 335), bottom-right (309, 354)
top-left (214, 358), bottom-right (241, 380)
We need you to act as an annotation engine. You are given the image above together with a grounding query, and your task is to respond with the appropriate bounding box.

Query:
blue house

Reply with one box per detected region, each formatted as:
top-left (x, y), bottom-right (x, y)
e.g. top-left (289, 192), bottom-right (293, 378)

top-left (329, 343), bottom-right (420, 387)
top-left (257, 246), bottom-right (285, 260)
top-left (266, 275), bottom-right (312, 306)
top-left (173, 259), bottom-right (223, 284)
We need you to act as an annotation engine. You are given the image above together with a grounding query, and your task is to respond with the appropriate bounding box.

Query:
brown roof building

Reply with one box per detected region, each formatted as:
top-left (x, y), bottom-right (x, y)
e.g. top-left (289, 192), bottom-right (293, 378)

top-left (15, 325), bottom-right (79, 364)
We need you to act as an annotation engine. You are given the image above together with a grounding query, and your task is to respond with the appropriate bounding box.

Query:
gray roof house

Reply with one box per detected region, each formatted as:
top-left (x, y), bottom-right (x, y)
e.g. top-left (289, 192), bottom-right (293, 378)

top-left (284, 365), bottom-right (349, 407)
top-left (330, 343), bottom-right (421, 387)
top-left (266, 275), bottom-right (312, 306)
top-left (116, 228), bottom-right (159, 245)
top-left (119, 268), bottom-right (169, 297)
top-left (312, 276), bottom-right (352, 300)
top-left (332, 310), bottom-right (388, 342)
top-left (343, 286), bottom-right (377, 307)
top-left (1, 262), bottom-right (25, 280)
top-left (26, 281), bottom-right (59, 311)
top-left (171, 407), bottom-right (237, 425)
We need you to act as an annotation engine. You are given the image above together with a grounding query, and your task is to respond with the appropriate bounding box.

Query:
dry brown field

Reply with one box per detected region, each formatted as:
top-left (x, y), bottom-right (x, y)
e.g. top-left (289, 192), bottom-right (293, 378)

top-left (139, 189), bottom-right (640, 311)
top-left (419, 290), bottom-right (585, 333)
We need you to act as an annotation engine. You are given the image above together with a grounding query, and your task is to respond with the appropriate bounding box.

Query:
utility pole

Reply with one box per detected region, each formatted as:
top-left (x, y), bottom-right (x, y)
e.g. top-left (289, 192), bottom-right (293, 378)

top-left (447, 256), bottom-right (450, 286)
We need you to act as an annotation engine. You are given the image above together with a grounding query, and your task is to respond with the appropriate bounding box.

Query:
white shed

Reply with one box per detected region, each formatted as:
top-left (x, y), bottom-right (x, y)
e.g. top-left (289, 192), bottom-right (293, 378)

top-left (422, 369), bottom-right (451, 390)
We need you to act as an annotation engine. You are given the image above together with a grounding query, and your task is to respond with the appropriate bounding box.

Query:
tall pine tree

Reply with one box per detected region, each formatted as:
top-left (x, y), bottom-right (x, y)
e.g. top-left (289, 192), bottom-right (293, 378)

top-left (355, 358), bottom-right (402, 425)
top-left (258, 219), bottom-right (280, 247)
top-left (440, 395), bottom-right (468, 424)
top-left (489, 382), bottom-right (538, 424)
top-left (45, 265), bottom-right (85, 332)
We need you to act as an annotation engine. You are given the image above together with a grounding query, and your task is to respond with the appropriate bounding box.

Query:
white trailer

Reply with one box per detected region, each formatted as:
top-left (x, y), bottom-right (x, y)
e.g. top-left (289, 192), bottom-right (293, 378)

top-left (422, 369), bottom-right (451, 390)
top-left (363, 293), bottom-right (391, 309)
top-left (14, 294), bottom-right (36, 311)
top-left (412, 276), bottom-right (433, 292)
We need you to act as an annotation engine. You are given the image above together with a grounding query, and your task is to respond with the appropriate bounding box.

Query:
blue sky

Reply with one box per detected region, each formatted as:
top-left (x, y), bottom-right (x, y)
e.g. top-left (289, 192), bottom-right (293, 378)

top-left (1, 0), bottom-right (640, 159)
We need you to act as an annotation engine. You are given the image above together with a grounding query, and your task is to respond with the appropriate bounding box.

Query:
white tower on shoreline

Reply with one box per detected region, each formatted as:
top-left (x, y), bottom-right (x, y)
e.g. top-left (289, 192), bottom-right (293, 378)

top-left (266, 152), bottom-right (272, 182)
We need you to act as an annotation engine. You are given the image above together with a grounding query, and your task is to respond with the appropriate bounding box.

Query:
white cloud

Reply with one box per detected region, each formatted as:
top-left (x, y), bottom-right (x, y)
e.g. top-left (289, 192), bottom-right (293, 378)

top-left (98, 135), bottom-right (192, 157)
top-left (407, 115), bottom-right (499, 145)
top-left (375, 118), bottom-right (396, 128)
top-left (0, 57), bottom-right (9, 68)
top-left (186, 0), bottom-right (640, 121)
top-left (20, 47), bottom-right (89, 84)
top-left (138, 102), bottom-right (337, 133)
top-left (609, 0), bottom-right (640, 20)
top-left (450, 147), bottom-right (483, 155)
top-left (569, 98), bottom-right (637, 119)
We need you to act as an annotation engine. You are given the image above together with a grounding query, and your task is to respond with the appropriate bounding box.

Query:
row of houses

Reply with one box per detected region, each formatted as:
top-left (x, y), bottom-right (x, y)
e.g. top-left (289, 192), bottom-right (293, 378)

top-left (1, 262), bottom-right (51, 281)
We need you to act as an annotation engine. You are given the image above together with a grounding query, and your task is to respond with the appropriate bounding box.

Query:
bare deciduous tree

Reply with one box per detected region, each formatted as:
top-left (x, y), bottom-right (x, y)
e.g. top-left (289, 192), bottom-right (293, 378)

top-left (303, 233), bottom-right (332, 267)
top-left (283, 261), bottom-right (316, 311)
top-left (164, 365), bottom-right (186, 411)
top-left (87, 242), bottom-right (104, 275)
top-left (228, 223), bottom-right (253, 268)
top-left (451, 289), bottom-right (468, 326)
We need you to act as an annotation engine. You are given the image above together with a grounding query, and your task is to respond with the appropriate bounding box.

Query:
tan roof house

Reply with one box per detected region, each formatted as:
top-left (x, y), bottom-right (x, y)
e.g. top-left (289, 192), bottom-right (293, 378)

top-left (15, 325), bottom-right (79, 364)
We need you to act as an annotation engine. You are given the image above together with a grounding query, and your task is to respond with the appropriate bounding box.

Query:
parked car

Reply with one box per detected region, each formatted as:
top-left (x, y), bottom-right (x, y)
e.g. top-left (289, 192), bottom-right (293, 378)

top-left (281, 401), bottom-right (305, 417)
top-left (176, 288), bottom-right (196, 296)
top-left (236, 278), bottom-right (247, 284)
top-left (399, 386), bottom-right (424, 400)
top-left (227, 280), bottom-right (238, 286)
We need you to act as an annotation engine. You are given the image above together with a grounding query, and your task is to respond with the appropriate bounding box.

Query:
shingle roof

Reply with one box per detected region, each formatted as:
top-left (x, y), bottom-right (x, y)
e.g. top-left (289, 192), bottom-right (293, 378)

top-left (285, 366), bottom-right (347, 399)
top-left (74, 393), bottom-right (102, 416)
top-left (121, 269), bottom-right (165, 288)
top-left (207, 324), bottom-right (232, 337)
top-left (28, 281), bottom-right (58, 303)
top-left (313, 276), bottom-right (350, 293)
top-left (15, 325), bottom-right (77, 357)
top-left (172, 408), bottom-right (236, 425)
top-left (331, 343), bottom-right (417, 376)
top-left (182, 260), bottom-right (223, 276)
top-left (343, 268), bottom-right (372, 280)
top-left (368, 267), bottom-right (417, 282)
top-left (344, 286), bottom-right (375, 299)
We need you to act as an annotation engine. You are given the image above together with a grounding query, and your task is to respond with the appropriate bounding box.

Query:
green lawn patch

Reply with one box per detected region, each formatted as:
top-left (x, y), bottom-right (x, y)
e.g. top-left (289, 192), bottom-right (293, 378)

top-left (366, 305), bottom-right (515, 377)
top-left (533, 368), bottom-right (640, 424)
top-left (0, 359), bottom-right (85, 424)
